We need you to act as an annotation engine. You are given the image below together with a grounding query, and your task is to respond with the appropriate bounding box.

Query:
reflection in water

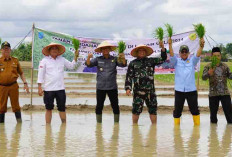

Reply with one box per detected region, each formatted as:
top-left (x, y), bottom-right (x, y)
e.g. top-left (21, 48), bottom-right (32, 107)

top-left (173, 126), bottom-right (185, 156)
top-left (0, 113), bottom-right (232, 156)
top-left (95, 124), bottom-right (120, 157)
top-left (9, 124), bottom-right (22, 156)
top-left (44, 125), bottom-right (54, 156)
top-left (0, 124), bottom-right (22, 156)
top-left (208, 125), bottom-right (232, 157)
top-left (56, 124), bottom-right (66, 156)
top-left (44, 124), bottom-right (67, 156)
top-left (187, 126), bottom-right (200, 156)
top-left (108, 124), bottom-right (119, 156)
top-left (132, 125), bottom-right (157, 156)
top-left (0, 125), bottom-right (8, 156)
top-left (173, 126), bottom-right (200, 156)
top-left (95, 124), bottom-right (105, 157)
top-left (145, 125), bottom-right (157, 156)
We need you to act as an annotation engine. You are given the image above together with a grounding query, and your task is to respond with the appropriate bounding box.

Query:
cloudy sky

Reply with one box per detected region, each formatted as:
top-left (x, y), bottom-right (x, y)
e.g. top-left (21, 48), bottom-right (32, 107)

top-left (0, 0), bottom-right (232, 50)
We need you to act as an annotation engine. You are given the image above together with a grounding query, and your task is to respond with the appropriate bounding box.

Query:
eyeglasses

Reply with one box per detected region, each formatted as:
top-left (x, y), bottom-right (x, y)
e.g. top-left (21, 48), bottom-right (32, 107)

top-left (180, 50), bottom-right (188, 54)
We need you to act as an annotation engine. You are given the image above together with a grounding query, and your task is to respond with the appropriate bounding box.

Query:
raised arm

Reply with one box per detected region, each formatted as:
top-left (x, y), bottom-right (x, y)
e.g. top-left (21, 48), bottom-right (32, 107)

top-left (196, 38), bottom-right (205, 57)
top-left (153, 41), bottom-right (167, 66)
top-left (117, 53), bottom-right (127, 67)
top-left (168, 38), bottom-right (174, 57)
top-left (85, 53), bottom-right (98, 67)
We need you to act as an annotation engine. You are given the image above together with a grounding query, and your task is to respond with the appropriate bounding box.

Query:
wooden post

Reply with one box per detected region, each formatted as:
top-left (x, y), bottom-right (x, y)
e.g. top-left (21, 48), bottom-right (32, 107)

top-left (30, 23), bottom-right (35, 106)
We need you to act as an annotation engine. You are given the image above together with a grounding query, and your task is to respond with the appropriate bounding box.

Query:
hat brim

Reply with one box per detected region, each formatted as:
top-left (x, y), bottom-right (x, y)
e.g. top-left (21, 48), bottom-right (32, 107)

top-left (95, 46), bottom-right (116, 53)
top-left (42, 44), bottom-right (66, 56)
top-left (130, 46), bottom-right (153, 57)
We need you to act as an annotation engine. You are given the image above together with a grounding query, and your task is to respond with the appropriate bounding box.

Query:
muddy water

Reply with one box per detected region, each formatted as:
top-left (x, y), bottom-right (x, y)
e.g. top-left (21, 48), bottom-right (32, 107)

top-left (0, 112), bottom-right (231, 156)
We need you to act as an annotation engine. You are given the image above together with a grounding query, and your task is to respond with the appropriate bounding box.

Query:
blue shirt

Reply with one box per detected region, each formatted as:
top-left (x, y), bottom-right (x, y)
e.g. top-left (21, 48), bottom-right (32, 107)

top-left (170, 54), bottom-right (200, 92)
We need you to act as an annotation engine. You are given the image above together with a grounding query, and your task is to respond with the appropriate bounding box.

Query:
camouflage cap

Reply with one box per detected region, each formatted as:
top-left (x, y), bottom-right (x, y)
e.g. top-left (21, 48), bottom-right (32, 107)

top-left (179, 45), bottom-right (189, 52)
top-left (1, 41), bottom-right (11, 49)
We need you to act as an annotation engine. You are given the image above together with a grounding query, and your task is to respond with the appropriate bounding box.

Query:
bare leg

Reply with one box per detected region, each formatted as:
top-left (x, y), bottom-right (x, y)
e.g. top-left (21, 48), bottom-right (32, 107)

top-left (150, 114), bottom-right (157, 124)
top-left (46, 110), bottom-right (52, 124)
top-left (59, 112), bottom-right (66, 123)
top-left (133, 114), bottom-right (139, 124)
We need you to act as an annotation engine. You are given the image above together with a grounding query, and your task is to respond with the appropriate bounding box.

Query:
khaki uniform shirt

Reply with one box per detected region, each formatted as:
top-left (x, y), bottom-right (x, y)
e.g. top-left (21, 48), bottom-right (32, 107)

top-left (0, 56), bottom-right (23, 85)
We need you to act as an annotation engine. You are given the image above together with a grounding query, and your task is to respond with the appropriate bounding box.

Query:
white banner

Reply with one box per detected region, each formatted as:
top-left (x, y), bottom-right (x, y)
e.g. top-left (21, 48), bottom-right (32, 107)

top-left (33, 28), bottom-right (200, 74)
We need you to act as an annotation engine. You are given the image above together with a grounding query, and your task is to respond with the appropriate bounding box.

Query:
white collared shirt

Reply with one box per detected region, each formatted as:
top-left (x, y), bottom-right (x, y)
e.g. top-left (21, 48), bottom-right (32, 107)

top-left (37, 56), bottom-right (77, 91)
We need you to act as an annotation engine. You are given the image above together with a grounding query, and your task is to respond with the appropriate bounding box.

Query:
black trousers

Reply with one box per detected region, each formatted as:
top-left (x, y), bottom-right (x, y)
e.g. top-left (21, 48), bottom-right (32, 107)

top-left (96, 89), bottom-right (119, 115)
top-left (173, 90), bottom-right (199, 118)
top-left (209, 95), bottom-right (232, 123)
top-left (44, 90), bottom-right (66, 112)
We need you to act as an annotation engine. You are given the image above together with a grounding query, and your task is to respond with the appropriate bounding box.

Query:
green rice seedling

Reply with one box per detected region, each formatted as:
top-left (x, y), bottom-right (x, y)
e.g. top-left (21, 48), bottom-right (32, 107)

top-left (193, 23), bottom-right (205, 38)
top-left (153, 27), bottom-right (164, 41)
top-left (72, 38), bottom-right (80, 51)
top-left (165, 23), bottom-right (173, 38)
top-left (211, 55), bottom-right (220, 68)
top-left (117, 40), bottom-right (126, 54)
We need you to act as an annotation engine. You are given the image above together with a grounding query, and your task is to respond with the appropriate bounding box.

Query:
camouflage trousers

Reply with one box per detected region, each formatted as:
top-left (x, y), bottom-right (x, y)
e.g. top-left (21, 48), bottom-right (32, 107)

top-left (132, 90), bottom-right (157, 115)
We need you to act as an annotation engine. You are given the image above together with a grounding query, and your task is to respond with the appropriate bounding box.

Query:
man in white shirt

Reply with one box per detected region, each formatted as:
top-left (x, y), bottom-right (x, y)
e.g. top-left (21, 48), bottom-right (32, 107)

top-left (37, 43), bottom-right (79, 123)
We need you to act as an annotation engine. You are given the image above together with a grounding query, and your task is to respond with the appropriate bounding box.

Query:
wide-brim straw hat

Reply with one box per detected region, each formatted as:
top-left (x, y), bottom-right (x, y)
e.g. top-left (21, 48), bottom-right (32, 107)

top-left (42, 43), bottom-right (66, 56)
top-left (95, 40), bottom-right (117, 53)
top-left (130, 44), bottom-right (153, 57)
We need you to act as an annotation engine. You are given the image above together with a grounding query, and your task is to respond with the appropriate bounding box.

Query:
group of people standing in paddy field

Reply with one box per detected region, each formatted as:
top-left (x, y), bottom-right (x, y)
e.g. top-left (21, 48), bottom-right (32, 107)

top-left (1, 36), bottom-right (232, 126)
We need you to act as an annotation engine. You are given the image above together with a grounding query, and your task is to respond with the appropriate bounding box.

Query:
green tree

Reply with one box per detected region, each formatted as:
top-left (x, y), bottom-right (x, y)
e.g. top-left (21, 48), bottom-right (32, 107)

top-left (12, 42), bottom-right (32, 61)
top-left (226, 43), bottom-right (232, 56)
top-left (217, 43), bottom-right (227, 62)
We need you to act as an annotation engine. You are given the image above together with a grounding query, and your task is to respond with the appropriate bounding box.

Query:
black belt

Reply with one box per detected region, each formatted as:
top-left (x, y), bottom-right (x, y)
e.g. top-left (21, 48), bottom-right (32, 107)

top-left (0, 81), bottom-right (17, 86)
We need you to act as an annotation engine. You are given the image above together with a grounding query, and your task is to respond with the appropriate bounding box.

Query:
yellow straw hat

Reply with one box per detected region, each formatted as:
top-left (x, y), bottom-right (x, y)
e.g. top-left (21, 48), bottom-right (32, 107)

top-left (130, 44), bottom-right (153, 57)
top-left (42, 43), bottom-right (66, 56)
top-left (95, 40), bottom-right (116, 53)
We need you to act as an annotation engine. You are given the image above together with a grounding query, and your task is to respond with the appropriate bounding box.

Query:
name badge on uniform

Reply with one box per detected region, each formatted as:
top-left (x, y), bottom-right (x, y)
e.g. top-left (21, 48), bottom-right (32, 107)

top-left (187, 60), bottom-right (190, 63)
top-left (100, 68), bottom-right (103, 71)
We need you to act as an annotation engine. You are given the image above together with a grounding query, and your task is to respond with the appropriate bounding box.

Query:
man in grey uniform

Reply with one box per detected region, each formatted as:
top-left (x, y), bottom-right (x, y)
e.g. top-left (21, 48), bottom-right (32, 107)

top-left (86, 41), bottom-right (127, 123)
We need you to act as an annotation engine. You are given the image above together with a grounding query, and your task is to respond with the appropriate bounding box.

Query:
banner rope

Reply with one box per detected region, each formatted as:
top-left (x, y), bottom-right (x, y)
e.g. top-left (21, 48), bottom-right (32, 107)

top-left (205, 35), bottom-right (212, 49)
top-left (12, 29), bottom-right (32, 50)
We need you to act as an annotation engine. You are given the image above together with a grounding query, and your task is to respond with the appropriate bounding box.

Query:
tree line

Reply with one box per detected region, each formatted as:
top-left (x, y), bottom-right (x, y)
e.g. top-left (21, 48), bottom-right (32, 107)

top-left (202, 43), bottom-right (232, 62)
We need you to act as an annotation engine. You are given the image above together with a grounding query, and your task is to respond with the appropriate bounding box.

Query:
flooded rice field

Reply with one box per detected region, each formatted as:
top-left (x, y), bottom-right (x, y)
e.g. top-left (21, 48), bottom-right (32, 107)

top-left (2, 71), bottom-right (232, 156)
top-left (0, 112), bottom-right (231, 156)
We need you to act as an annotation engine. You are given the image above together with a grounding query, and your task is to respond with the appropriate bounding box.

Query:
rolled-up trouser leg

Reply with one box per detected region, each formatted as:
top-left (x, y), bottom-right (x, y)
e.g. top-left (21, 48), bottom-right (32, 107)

top-left (9, 83), bottom-right (21, 113)
top-left (173, 91), bottom-right (185, 118)
top-left (209, 96), bottom-right (219, 123)
top-left (220, 95), bottom-right (232, 124)
top-left (107, 89), bottom-right (120, 114)
top-left (0, 85), bottom-right (9, 114)
top-left (15, 111), bottom-right (22, 123)
top-left (96, 90), bottom-right (106, 115)
top-left (186, 91), bottom-right (200, 116)
top-left (145, 91), bottom-right (158, 115)
top-left (0, 113), bottom-right (5, 123)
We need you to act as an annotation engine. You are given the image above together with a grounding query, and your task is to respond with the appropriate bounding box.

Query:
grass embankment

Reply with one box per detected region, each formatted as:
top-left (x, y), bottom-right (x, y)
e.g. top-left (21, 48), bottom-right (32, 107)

top-left (20, 61), bottom-right (232, 89)
top-left (155, 62), bottom-right (232, 89)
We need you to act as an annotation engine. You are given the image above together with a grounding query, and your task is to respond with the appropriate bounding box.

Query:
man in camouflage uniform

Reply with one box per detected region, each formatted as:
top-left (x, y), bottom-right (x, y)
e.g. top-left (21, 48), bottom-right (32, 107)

top-left (125, 43), bottom-right (167, 124)
top-left (202, 47), bottom-right (232, 124)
